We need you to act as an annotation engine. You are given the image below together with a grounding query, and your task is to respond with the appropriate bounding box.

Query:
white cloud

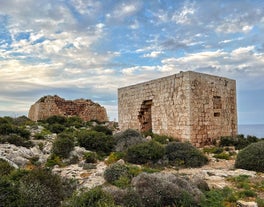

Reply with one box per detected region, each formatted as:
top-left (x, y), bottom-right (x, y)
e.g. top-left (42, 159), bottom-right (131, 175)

top-left (143, 51), bottom-right (163, 58)
top-left (171, 2), bottom-right (196, 24)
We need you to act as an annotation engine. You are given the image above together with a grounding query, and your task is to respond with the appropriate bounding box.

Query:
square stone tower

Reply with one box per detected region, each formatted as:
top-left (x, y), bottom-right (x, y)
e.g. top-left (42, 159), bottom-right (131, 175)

top-left (118, 71), bottom-right (237, 147)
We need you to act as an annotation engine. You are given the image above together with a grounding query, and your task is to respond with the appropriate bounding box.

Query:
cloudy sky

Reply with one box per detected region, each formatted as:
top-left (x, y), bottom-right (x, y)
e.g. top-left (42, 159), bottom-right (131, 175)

top-left (0, 0), bottom-right (264, 124)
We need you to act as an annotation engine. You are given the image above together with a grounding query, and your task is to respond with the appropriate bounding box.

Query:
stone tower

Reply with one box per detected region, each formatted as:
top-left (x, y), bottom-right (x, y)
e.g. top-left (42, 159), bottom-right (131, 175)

top-left (118, 71), bottom-right (237, 147)
top-left (28, 95), bottom-right (108, 122)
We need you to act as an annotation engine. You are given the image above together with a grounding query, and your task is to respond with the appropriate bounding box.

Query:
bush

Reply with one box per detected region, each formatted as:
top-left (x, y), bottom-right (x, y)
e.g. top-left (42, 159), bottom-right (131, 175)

top-left (125, 141), bottom-right (165, 164)
top-left (104, 163), bottom-right (129, 185)
top-left (152, 134), bottom-right (174, 144)
top-left (132, 173), bottom-right (202, 207)
top-left (49, 123), bottom-right (66, 133)
top-left (105, 152), bottom-right (125, 165)
top-left (92, 125), bottom-right (113, 135)
top-left (66, 116), bottom-right (84, 128)
top-left (45, 115), bottom-right (67, 125)
top-left (52, 133), bottom-right (74, 158)
top-left (84, 152), bottom-right (98, 163)
top-left (114, 129), bottom-right (144, 152)
top-left (220, 135), bottom-right (259, 150)
top-left (62, 186), bottom-right (118, 207)
top-left (0, 134), bottom-right (33, 148)
top-left (213, 152), bottom-right (230, 160)
top-left (18, 168), bottom-right (76, 207)
top-left (235, 141), bottom-right (264, 172)
top-left (0, 158), bottom-right (15, 176)
top-left (165, 142), bottom-right (208, 167)
top-left (0, 177), bottom-right (19, 206)
top-left (77, 130), bottom-right (114, 155)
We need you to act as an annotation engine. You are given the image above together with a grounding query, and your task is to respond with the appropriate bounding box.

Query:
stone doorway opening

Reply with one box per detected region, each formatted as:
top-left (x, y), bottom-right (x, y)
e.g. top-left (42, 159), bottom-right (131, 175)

top-left (138, 100), bottom-right (152, 132)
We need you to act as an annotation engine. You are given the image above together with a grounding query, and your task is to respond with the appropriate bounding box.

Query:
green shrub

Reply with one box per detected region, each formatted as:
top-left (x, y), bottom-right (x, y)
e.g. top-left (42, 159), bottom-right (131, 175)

top-left (105, 152), bottom-right (125, 165)
top-left (200, 187), bottom-right (236, 207)
top-left (104, 163), bottom-right (129, 185)
top-left (220, 135), bottom-right (259, 150)
top-left (165, 142), bottom-right (208, 167)
top-left (49, 123), bottom-right (66, 133)
top-left (92, 125), bottom-right (113, 135)
top-left (235, 141), bottom-right (264, 172)
top-left (0, 158), bottom-right (15, 176)
top-left (45, 115), bottom-right (67, 125)
top-left (66, 116), bottom-right (84, 128)
top-left (125, 141), bottom-right (165, 164)
top-left (152, 134), bottom-right (174, 144)
top-left (62, 186), bottom-right (118, 207)
top-left (203, 147), bottom-right (224, 154)
top-left (84, 152), bottom-right (98, 163)
top-left (77, 130), bottom-right (114, 155)
top-left (46, 154), bottom-right (63, 167)
top-left (0, 123), bottom-right (13, 135)
top-left (0, 177), bottom-right (19, 206)
top-left (52, 134), bottom-right (74, 158)
top-left (114, 129), bottom-right (144, 152)
top-left (0, 134), bottom-right (33, 148)
top-left (213, 152), bottom-right (230, 160)
top-left (18, 168), bottom-right (75, 207)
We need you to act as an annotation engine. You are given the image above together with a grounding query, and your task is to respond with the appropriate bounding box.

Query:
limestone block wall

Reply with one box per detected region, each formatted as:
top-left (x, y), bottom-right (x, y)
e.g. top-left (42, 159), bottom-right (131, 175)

top-left (28, 95), bottom-right (108, 122)
top-left (118, 71), bottom-right (237, 147)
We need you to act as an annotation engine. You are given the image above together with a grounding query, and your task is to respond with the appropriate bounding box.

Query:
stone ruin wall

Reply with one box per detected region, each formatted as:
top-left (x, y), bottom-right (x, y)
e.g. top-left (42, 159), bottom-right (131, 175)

top-left (28, 95), bottom-right (108, 122)
top-left (118, 71), bottom-right (237, 147)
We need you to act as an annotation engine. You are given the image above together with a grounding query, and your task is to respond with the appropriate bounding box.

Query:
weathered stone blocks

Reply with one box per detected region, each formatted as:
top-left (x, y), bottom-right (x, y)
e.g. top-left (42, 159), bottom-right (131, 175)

top-left (118, 71), bottom-right (237, 147)
top-left (28, 95), bottom-right (108, 122)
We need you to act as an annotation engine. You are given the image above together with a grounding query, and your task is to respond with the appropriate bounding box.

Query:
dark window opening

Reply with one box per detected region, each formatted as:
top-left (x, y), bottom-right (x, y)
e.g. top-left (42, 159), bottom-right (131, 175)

top-left (138, 100), bottom-right (152, 132)
top-left (214, 112), bottom-right (220, 117)
top-left (213, 96), bottom-right (222, 109)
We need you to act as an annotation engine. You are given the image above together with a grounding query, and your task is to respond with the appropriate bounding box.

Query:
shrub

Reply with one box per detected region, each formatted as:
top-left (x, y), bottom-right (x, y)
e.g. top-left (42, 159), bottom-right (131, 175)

top-left (49, 123), bottom-right (66, 133)
top-left (62, 186), bottom-right (118, 207)
top-left (105, 152), bottom-right (125, 165)
top-left (66, 116), bottom-right (84, 128)
top-left (125, 141), bottom-right (165, 164)
top-left (203, 147), bottom-right (224, 154)
top-left (114, 129), bottom-right (144, 152)
top-left (52, 134), bottom-right (74, 158)
top-left (0, 158), bottom-right (15, 176)
top-left (213, 152), bottom-right (230, 160)
top-left (132, 172), bottom-right (202, 207)
top-left (46, 154), bottom-right (63, 167)
top-left (77, 130), bottom-right (114, 155)
top-left (92, 125), bottom-right (113, 135)
top-left (235, 141), bottom-right (264, 172)
top-left (220, 135), bottom-right (259, 150)
top-left (0, 177), bottom-right (19, 206)
top-left (0, 123), bottom-right (13, 135)
top-left (152, 134), bottom-right (174, 144)
top-left (0, 134), bottom-right (33, 148)
top-left (104, 163), bottom-right (129, 185)
top-left (84, 152), bottom-right (98, 163)
top-left (45, 115), bottom-right (67, 125)
top-left (200, 187), bottom-right (236, 207)
top-left (18, 168), bottom-right (75, 207)
top-left (165, 142), bottom-right (208, 167)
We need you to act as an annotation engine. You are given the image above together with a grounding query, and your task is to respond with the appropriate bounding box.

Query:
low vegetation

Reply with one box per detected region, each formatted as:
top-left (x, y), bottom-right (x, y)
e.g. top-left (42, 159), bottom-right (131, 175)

top-left (1, 115), bottom-right (264, 206)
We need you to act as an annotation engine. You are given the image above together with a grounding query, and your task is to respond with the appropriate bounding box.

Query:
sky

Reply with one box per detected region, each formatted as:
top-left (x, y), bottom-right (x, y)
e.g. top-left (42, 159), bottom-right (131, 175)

top-left (0, 0), bottom-right (264, 124)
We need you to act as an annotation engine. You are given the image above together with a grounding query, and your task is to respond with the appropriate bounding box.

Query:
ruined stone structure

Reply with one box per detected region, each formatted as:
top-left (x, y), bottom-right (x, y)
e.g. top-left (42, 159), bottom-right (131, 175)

top-left (118, 71), bottom-right (237, 147)
top-left (28, 95), bottom-right (108, 122)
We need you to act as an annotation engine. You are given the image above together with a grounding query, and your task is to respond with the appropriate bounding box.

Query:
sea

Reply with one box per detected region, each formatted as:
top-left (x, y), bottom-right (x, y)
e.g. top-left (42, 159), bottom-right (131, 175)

top-left (238, 124), bottom-right (264, 138)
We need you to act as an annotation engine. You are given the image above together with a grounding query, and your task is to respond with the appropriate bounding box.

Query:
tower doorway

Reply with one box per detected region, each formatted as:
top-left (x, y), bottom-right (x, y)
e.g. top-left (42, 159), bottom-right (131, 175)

top-left (138, 100), bottom-right (152, 132)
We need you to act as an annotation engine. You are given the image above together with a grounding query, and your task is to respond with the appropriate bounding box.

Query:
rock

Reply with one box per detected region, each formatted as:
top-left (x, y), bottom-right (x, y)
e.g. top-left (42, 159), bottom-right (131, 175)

top-left (237, 200), bottom-right (258, 207)
top-left (28, 95), bottom-right (108, 122)
top-left (145, 136), bottom-right (152, 141)
top-left (116, 159), bottom-right (125, 165)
